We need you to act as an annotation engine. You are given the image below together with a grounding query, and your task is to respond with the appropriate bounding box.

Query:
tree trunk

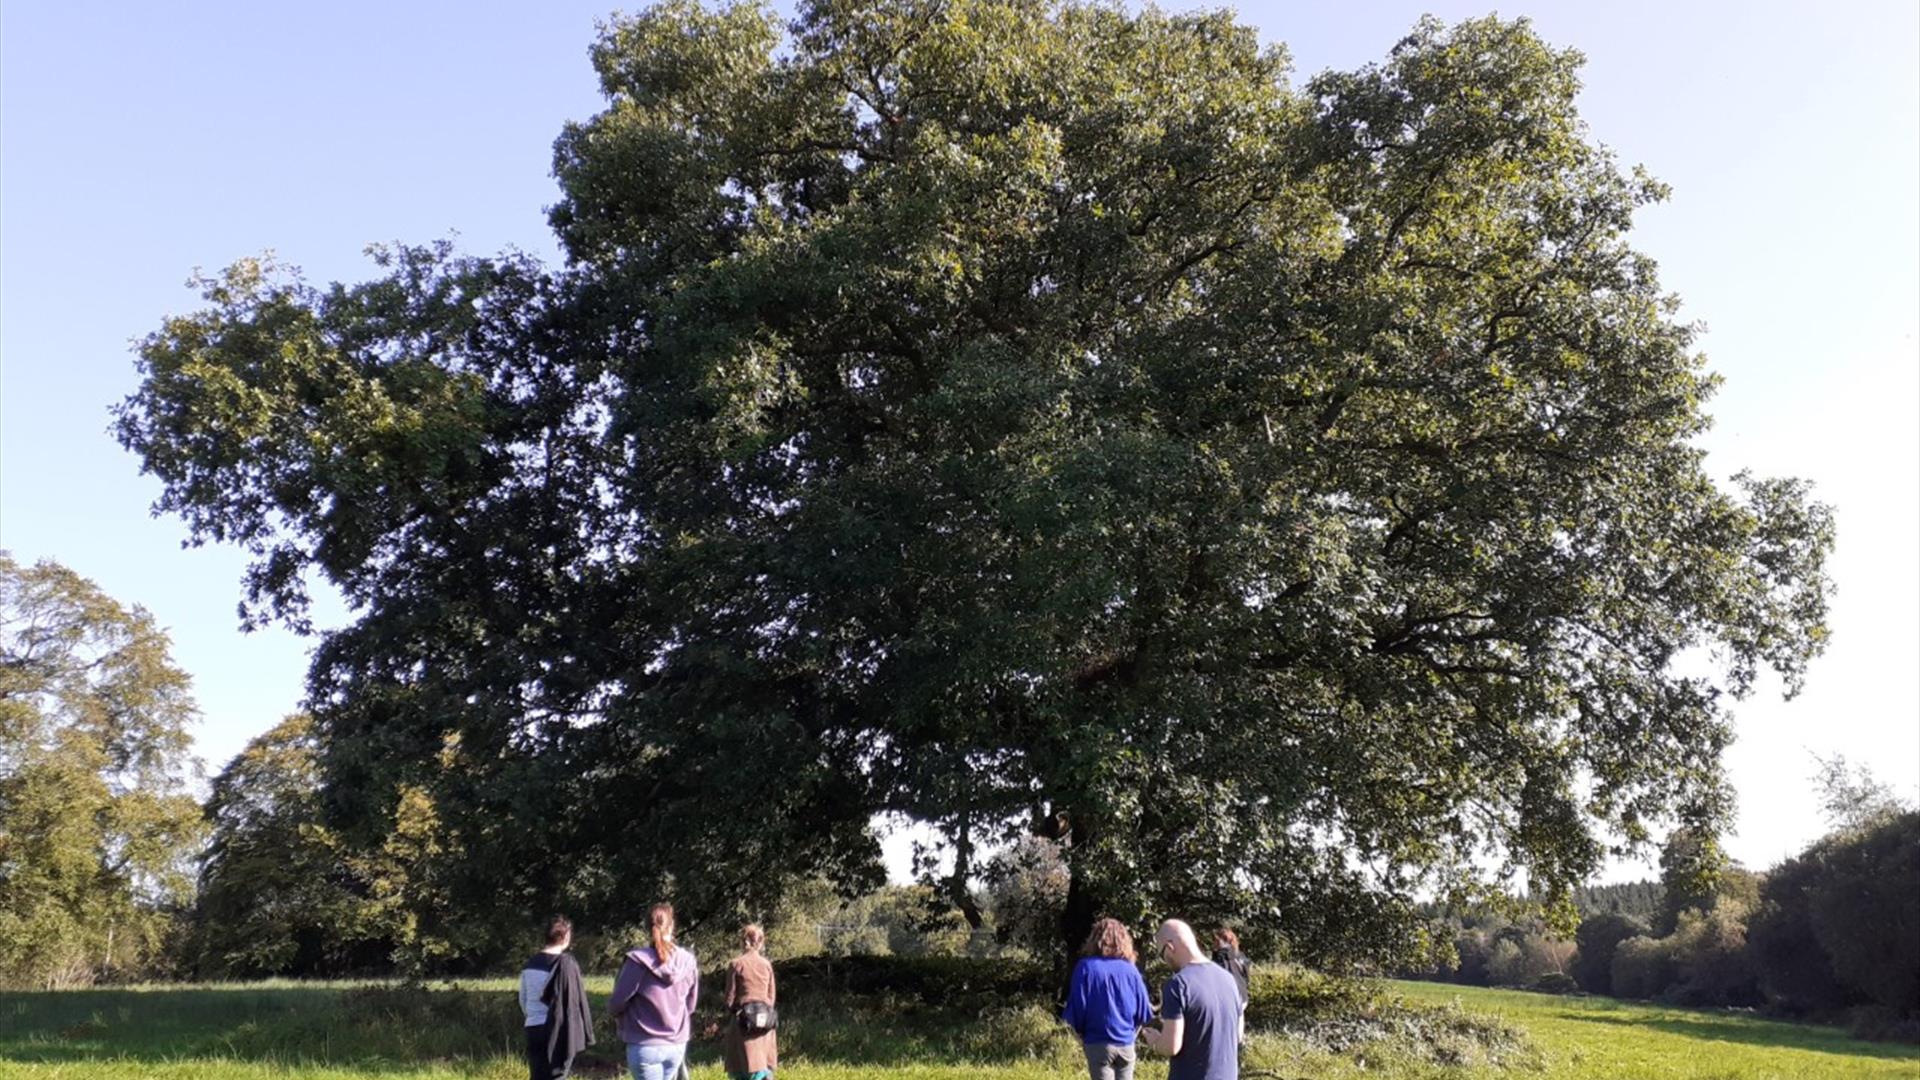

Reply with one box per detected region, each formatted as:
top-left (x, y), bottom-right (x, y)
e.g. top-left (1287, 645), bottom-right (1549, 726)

top-left (1059, 861), bottom-right (1099, 963)
top-left (948, 810), bottom-right (985, 930)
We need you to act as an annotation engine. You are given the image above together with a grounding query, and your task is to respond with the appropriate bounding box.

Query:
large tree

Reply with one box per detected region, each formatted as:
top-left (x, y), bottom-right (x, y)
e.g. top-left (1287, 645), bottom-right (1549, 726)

top-left (116, 1), bottom-right (1832, 965)
top-left (0, 554), bottom-right (204, 987)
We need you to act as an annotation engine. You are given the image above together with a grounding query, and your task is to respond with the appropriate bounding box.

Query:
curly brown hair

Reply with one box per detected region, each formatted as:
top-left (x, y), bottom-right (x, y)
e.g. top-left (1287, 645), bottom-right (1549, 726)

top-left (1081, 917), bottom-right (1137, 962)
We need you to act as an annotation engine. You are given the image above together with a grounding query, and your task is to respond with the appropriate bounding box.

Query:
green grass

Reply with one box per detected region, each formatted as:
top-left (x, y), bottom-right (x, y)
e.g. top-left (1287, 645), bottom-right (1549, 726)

top-left (1, 972), bottom-right (1915, 1079)
top-left (1387, 981), bottom-right (1920, 1080)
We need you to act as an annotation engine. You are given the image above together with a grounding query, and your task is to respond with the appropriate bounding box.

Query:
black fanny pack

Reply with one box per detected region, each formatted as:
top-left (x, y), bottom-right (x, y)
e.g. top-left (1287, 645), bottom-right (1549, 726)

top-left (736, 1000), bottom-right (777, 1033)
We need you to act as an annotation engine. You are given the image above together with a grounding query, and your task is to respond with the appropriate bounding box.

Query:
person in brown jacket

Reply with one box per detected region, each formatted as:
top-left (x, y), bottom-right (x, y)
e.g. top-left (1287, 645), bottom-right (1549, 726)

top-left (722, 924), bottom-right (778, 1079)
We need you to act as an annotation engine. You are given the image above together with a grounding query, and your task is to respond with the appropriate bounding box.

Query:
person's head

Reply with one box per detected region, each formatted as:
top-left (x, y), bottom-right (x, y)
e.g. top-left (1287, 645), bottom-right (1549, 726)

top-left (1152, 919), bottom-right (1205, 969)
top-left (741, 923), bottom-right (766, 954)
top-left (545, 915), bottom-right (573, 950)
top-left (1080, 917), bottom-right (1137, 962)
top-left (649, 903), bottom-right (676, 960)
top-left (1213, 927), bottom-right (1239, 952)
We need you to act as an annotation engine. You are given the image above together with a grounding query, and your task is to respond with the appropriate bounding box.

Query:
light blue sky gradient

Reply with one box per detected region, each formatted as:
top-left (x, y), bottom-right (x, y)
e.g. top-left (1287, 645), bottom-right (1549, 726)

top-left (3, 1), bottom-right (1914, 882)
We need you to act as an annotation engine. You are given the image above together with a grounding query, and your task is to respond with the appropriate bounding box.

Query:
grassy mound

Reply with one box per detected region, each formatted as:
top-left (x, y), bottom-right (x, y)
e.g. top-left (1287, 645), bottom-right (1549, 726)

top-left (1243, 965), bottom-right (1537, 1074)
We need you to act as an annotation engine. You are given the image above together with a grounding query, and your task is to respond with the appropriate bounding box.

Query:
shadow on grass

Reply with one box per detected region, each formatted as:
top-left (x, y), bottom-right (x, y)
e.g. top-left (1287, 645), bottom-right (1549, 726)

top-left (1555, 1007), bottom-right (1920, 1062)
top-left (0, 982), bottom-right (1076, 1072)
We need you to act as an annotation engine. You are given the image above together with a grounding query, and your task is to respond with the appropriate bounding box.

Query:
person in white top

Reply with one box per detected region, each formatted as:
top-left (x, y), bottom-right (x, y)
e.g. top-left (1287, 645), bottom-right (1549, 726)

top-left (520, 915), bottom-right (592, 1080)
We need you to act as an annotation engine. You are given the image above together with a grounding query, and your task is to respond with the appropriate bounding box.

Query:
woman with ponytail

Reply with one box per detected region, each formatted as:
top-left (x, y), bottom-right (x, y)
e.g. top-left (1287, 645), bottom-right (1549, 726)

top-left (722, 923), bottom-right (778, 1079)
top-left (609, 903), bottom-right (700, 1080)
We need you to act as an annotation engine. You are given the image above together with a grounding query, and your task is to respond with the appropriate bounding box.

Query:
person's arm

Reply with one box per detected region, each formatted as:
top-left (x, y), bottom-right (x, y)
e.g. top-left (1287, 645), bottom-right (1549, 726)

top-left (1142, 976), bottom-right (1186, 1057)
top-left (608, 958), bottom-right (640, 1018)
top-left (1142, 1016), bottom-right (1185, 1057)
top-left (685, 956), bottom-right (700, 1019)
top-left (1060, 961), bottom-right (1086, 1034)
top-left (767, 959), bottom-right (776, 1006)
top-left (725, 961), bottom-right (739, 1010)
top-left (1131, 968), bottom-right (1154, 1031)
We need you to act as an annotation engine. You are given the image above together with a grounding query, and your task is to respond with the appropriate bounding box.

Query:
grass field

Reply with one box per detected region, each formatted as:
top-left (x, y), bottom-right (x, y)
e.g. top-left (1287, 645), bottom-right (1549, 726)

top-left (3, 970), bottom-right (1916, 1080)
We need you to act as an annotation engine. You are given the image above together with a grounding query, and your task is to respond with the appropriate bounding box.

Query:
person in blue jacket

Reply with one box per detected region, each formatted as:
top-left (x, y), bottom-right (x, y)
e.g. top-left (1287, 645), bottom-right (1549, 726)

top-left (1062, 917), bottom-right (1155, 1080)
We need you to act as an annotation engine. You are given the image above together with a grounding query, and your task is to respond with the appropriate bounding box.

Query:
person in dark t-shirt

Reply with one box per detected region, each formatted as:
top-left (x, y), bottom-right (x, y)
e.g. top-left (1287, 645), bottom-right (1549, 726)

top-left (1141, 919), bottom-right (1239, 1080)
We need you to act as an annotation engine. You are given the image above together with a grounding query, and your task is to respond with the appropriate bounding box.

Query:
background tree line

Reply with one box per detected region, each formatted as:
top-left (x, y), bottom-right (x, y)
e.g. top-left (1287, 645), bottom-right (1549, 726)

top-left (1399, 764), bottom-right (1919, 1041)
top-left (0, 553), bottom-right (1065, 985)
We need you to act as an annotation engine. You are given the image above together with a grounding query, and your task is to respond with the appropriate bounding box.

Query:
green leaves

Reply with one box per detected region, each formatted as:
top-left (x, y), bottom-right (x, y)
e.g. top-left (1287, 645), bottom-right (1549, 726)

top-left (0, 554), bottom-right (205, 987)
top-left (117, 3), bottom-right (1834, 970)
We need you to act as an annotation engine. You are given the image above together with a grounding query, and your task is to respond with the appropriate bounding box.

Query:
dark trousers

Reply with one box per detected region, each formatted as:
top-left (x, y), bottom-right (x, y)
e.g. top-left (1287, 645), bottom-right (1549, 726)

top-left (526, 1022), bottom-right (574, 1080)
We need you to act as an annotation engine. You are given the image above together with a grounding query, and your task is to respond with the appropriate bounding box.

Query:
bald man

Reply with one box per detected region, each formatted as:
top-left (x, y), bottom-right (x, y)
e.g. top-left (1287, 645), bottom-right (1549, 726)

top-left (1139, 920), bottom-right (1239, 1080)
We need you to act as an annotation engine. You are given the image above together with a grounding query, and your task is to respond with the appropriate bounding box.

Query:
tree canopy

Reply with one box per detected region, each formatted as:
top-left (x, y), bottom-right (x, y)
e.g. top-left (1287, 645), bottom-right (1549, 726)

top-left (115, 0), bottom-right (1833, 966)
top-left (0, 553), bottom-right (204, 987)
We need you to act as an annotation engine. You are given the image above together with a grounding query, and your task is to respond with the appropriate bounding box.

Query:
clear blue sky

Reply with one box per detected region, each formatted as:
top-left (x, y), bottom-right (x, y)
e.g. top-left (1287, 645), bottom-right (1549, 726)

top-left (3, 1), bottom-right (1915, 883)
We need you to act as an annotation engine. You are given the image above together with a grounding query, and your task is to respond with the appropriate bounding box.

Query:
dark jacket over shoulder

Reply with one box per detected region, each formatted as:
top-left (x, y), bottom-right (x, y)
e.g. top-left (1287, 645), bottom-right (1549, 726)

top-left (542, 952), bottom-right (594, 1062)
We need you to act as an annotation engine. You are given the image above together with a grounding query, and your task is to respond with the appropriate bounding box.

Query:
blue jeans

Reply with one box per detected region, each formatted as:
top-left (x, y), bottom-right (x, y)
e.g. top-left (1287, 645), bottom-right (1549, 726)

top-left (626, 1041), bottom-right (688, 1080)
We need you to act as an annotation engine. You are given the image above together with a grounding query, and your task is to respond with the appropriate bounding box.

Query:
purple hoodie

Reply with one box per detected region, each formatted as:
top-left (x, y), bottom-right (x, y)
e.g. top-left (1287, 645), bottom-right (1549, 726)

top-left (609, 944), bottom-right (699, 1046)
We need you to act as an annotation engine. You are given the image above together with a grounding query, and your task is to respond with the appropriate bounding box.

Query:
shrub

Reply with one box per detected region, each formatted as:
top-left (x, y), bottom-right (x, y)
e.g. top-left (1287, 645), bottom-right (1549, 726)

top-left (1484, 933), bottom-right (1571, 988)
top-left (983, 836), bottom-right (1069, 956)
top-left (1572, 913), bottom-right (1646, 995)
top-left (1450, 930), bottom-right (1492, 986)
top-left (1752, 811), bottom-right (1920, 1018)
top-left (1243, 963), bottom-right (1377, 1027)
top-left (1667, 905), bottom-right (1760, 1006)
top-left (1610, 935), bottom-right (1676, 1000)
top-left (1748, 852), bottom-right (1849, 1014)
top-left (774, 952), bottom-right (1055, 1004)
top-left (1806, 812), bottom-right (1920, 1016)
top-left (1485, 940), bottom-right (1527, 987)
top-left (1243, 967), bottom-right (1537, 1070)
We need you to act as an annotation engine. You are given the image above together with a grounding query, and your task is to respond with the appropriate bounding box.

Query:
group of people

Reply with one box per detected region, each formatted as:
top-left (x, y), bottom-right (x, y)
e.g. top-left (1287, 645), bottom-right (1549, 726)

top-left (1062, 919), bottom-right (1251, 1080)
top-left (519, 904), bottom-right (776, 1080)
top-left (517, 906), bottom-right (1252, 1080)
